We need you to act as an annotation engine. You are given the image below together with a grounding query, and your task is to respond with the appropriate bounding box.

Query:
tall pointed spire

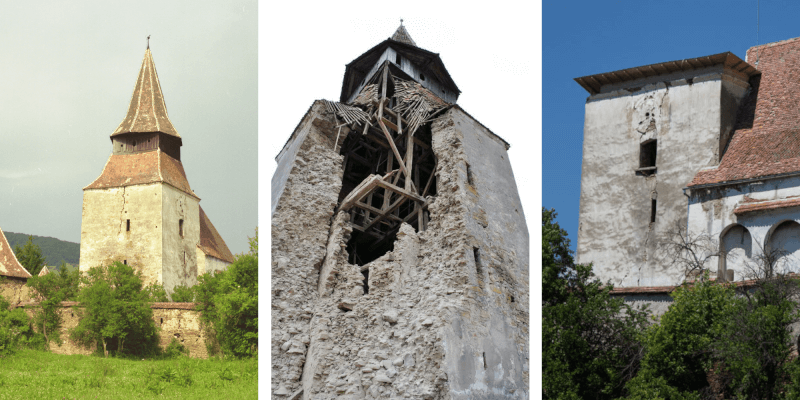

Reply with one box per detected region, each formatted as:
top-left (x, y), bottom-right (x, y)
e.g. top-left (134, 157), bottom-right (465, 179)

top-left (391, 20), bottom-right (416, 47)
top-left (112, 47), bottom-right (180, 138)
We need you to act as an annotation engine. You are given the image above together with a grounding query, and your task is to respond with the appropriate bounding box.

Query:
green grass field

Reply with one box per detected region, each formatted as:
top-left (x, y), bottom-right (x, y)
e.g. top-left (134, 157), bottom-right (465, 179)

top-left (0, 350), bottom-right (258, 399)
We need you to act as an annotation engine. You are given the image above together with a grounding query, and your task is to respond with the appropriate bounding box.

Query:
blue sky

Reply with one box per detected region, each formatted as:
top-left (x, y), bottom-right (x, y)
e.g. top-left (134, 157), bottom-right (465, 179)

top-left (542, 0), bottom-right (800, 251)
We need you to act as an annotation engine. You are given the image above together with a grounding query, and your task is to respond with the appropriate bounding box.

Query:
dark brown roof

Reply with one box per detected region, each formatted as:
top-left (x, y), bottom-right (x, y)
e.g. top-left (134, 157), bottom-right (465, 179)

top-left (112, 48), bottom-right (180, 139)
top-left (575, 52), bottom-right (758, 95)
top-left (690, 37), bottom-right (800, 187)
top-left (340, 39), bottom-right (460, 103)
top-left (0, 228), bottom-right (32, 279)
top-left (84, 150), bottom-right (198, 199)
top-left (391, 23), bottom-right (416, 47)
top-left (198, 206), bottom-right (235, 263)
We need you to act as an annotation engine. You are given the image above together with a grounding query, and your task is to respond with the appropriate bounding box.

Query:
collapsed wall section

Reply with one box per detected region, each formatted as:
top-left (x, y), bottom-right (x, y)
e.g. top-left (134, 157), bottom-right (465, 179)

top-left (272, 101), bottom-right (344, 397)
top-left (283, 108), bottom-right (528, 399)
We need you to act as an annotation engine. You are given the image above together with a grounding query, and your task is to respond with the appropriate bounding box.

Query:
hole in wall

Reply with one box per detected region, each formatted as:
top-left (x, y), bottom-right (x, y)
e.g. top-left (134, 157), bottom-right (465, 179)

top-left (361, 268), bottom-right (370, 295)
top-left (474, 247), bottom-right (482, 276)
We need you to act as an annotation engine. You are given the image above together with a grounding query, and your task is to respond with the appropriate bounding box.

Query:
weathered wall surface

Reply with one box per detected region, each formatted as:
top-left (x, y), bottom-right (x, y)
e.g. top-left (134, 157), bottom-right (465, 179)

top-left (272, 101), bottom-right (344, 398)
top-left (161, 184), bottom-right (200, 295)
top-left (0, 277), bottom-right (32, 305)
top-left (271, 105), bottom-right (528, 399)
top-left (577, 71), bottom-right (749, 287)
top-left (196, 250), bottom-right (230, 276)
top-left (80, 184), bottom-right (163, 283)
top-left (19, 303), bottom-right (208, 358)
top-left (438, 108), bottom-right (529, 399)
top-left (688, 176), bottom-right (800, 280)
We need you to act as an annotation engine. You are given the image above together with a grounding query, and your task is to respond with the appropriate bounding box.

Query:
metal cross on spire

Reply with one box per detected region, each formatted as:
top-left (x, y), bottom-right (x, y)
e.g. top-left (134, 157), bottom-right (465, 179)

top-left (147, 35), bottom-right (151, 49)
top-left (400, 18), bottom-right (403, 26)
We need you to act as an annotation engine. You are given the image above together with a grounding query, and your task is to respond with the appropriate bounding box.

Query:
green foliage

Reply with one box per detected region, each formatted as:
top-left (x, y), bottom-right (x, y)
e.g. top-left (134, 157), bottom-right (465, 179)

top-left (26, 263), bottom-right (80, 346)
top-left (5, 231), bottom-right (80, 266)
top-left (12, 236), bottom-right (46, 277)
top-left (542, 209), bottom-right (648, 399)
top-left (195, 229), bottom-right (258, 358)
top-left (635, 277), bottom-right (736, 394)
top-left (143, 283), bottom-right (169, 302)
top-left (0, 349), bottom-right (257, 398)
top-left (622, 370), bottom-right (701, 400)
top-left (0, 294), bottom-right (37, 357)
top-left (712, 278), bottom-right (800, 399)
top-left (171, 284), bottom-right (196, 302)
top-left (163, 338), bottom-right (190, 358)
top-left (70, 262), bottom-right (159, 357)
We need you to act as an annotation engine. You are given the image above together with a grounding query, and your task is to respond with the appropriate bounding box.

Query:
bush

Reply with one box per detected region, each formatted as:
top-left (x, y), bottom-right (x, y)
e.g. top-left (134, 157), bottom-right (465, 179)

top-left (170, 285), bottom-right (195, 302)
top-left (0, 294), bottom-right (37, 357)
top-left (195, 229), bottom-right (258, 358)
top-left (70, 262), bottom-right (160, 357)
top-left (26, 263), bottom-right (80, 346)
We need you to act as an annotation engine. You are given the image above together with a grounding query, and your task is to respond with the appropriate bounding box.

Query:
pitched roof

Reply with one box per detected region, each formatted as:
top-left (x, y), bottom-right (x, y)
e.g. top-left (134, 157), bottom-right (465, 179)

top-left (112, 48), bottom-right (180, 139)
top-left (38, 266), bottom-right (50, 277)
top-left (198, 206), bottom-right (235, 263)
top-left (0, 227), bottom-right (32, 279)
top-left (689, 37), bottom-right (800, 187)
top-left (391, 23), bottom-right (416, 47)
top-left (84, 150), bottom-right (198, 199)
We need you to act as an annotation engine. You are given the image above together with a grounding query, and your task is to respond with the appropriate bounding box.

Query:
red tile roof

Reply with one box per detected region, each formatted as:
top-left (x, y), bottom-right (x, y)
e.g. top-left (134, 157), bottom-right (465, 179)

top-left (0, 228), bottom-right (32, 279)
top-left (734, 197), bottom-right (800, 215)
top-left (84, 150), bottom-right (197, 199)
top-left (112, 48), bottom-right (180, 139)
top-left (690, 37), bottom-right (800, 187)
top-left (198, 206), bottom-right (235, 263)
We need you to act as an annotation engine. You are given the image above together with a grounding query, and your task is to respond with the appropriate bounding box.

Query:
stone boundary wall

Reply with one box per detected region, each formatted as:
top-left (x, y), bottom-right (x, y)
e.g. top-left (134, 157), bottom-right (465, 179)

top-left (15, 301), bottom-right (210, 358)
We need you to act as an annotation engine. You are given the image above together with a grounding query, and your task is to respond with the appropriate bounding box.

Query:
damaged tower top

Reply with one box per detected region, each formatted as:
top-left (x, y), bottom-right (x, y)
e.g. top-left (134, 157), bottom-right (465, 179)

top-left (340, 22), bottom-right (461, 104)
top-left (273, 23), bottom-right (528, 399)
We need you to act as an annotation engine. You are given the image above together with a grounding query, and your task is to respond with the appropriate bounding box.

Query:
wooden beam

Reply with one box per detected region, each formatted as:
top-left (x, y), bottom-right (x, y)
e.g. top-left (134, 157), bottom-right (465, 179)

top-left (378, 119), bottom-right (408, 176)
top-left (375, 179), bottom-right (425, 203)
top-left (363, 196), bottom-right (409, 232)
top-left (354, 201), bottom-right (403, 223)
top-left (340, 175), bottom-right (382, 211)
top-left (381, 117), bottom-right (399, 133)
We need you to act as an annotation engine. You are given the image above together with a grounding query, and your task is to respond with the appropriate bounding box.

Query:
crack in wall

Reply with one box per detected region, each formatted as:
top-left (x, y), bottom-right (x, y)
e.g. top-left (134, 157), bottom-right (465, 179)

top-left (118, 186), bottom-right (127, 235)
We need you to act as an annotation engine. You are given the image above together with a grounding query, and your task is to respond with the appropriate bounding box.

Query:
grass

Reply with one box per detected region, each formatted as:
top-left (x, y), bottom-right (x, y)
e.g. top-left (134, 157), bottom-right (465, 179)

top-left (0, 349), bottom-right (257, 399)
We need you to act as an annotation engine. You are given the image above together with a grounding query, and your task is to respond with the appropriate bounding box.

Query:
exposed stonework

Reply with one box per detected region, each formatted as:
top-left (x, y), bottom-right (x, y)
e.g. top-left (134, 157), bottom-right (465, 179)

top-left (16, 302), bottom-right (209, 358)
top-left (272, 105), bottom-right (528, 399)
top-left (0, 277), bottom-right (32, 306)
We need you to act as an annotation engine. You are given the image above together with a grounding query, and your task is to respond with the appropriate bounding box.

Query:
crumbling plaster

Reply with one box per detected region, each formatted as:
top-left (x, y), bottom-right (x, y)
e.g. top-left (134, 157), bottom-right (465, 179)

top-left (577, 71), bottom-right (749, 287)
top-left (687, 176), bottom-right (800, 279)
top-left (272, 103), bottom-right (528, 399)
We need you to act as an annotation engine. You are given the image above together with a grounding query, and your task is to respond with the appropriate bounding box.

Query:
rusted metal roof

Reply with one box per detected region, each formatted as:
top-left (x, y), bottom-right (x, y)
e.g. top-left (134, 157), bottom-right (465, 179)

top-left (112, 48), bottom-right (180, 139)
top-left (391, 23), bottom-right (416, 47)
top-left (84, 150), bottom-right (198, 199)
top-left (198, 206), bottom-right (235, 263)
top-left (575, 52), bottom-right (758, 95)
top-left (0, 227), bottom-right (32, 279)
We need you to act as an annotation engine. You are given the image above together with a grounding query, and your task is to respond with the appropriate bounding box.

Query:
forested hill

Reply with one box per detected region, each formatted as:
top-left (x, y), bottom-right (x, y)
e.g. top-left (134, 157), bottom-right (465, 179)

top-left (4, 232), bottom-right (80, 266)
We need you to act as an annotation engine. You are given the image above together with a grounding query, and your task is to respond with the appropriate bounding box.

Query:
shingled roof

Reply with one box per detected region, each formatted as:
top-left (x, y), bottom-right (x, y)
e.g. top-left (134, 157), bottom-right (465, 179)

top-left (198, 206), bottom-right (235, 263)
top-left (0, 227), bottom-right (32, 279)
top-left (690, 37), bottom-right (800, 187)
top-left (84, 150), bottom-right (198, 199)
top-left (112, 48), bottom-right (180, 139)
top-left (391, 22), bottom-right (416, 47)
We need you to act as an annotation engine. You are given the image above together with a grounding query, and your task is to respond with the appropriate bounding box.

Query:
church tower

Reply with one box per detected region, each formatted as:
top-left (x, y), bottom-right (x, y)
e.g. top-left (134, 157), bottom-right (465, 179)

top-left (81, 45), bottom-right (234, 295)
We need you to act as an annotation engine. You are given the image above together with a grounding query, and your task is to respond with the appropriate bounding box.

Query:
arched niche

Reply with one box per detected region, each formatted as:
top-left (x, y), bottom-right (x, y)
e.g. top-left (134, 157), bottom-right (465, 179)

top-left (766, 220), bottom-right (800, 274)
top-left (719, 224), bottom-right (752, 281)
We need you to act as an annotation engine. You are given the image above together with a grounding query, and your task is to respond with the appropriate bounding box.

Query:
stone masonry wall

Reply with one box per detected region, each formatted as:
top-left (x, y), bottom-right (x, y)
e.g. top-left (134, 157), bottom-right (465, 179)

top-left (272, 101), bottom-right (344, 397)
top-left (18, 302), bottom-right (209, 358)
top-left (272, 104), bottom-right (529, 399)
top-left (0, 277), bottom-right (32, 306)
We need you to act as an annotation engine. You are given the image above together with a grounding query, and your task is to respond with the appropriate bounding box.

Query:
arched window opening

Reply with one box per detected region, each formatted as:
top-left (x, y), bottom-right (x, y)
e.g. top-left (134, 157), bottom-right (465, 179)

top-left (766, 220), bottom-right (800, 275)
top-left (720, 224), bottom-right (752, 282)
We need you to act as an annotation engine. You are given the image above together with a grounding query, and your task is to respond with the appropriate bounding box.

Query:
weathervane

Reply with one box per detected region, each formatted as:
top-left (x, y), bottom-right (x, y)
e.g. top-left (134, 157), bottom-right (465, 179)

top-left (400, 18), bottom-right (403, 26)
top-left (147, 35), bottom-right (151, 49)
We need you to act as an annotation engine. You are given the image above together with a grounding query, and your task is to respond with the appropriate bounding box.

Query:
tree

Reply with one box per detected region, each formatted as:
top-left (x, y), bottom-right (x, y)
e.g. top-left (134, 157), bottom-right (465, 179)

top-left (0, 292), bottom-right (37, 357)
top-left (70, 262), bottom-right (159, 357)
top-left (195, 228), bottom-right (258, 357)
top-left (13, 235), bottom-right (46, 277)
top-left (542, 209), bottom-right (648, 399)
top-left (26, 262), bottom-right (80, 345)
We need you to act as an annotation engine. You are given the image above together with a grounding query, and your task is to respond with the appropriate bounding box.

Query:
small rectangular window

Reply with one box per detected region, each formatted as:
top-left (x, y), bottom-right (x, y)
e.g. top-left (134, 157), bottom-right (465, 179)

top-left (466, 163), bottom-right (475, 186)
top-left (640, 140), bottom-right (657, 169)
top-left (123, 260), bottom-right (127, 265)
top-left (179, 219), bottom-right (184, 238)
top-left (396, 53), bottom-right (401, 65)
top-left (126, 219), bottom-right (130, 232)
top-left (651, 199), bottom-right (657, 223)
top-left (473, 247), bottom-right (482, 275)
